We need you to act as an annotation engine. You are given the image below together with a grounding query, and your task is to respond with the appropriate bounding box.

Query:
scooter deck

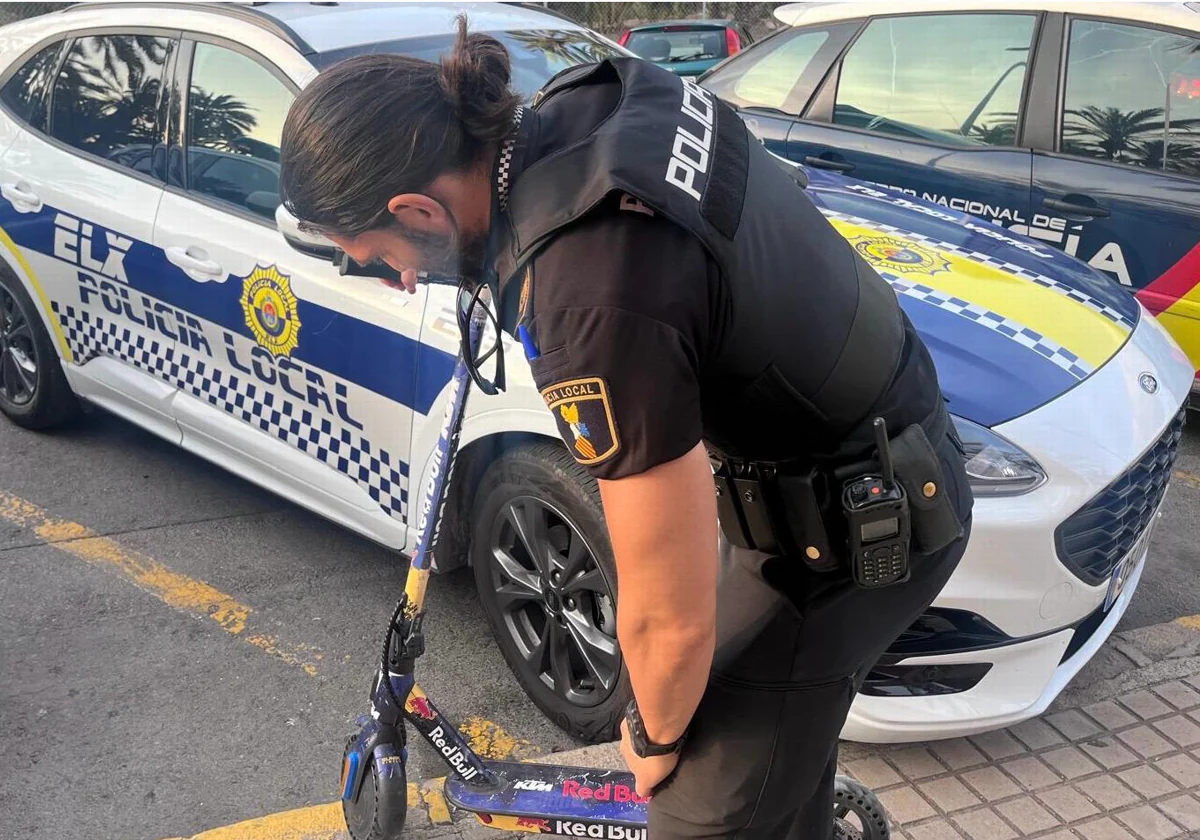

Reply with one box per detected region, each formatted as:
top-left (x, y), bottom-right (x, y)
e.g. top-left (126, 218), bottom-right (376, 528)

top-left (444, 760), bottom-right (648, 837)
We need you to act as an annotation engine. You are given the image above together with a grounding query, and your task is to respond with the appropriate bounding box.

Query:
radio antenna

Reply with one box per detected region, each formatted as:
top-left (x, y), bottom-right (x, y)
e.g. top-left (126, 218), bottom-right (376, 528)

top-left (873, 417), bottom-right (895, 491)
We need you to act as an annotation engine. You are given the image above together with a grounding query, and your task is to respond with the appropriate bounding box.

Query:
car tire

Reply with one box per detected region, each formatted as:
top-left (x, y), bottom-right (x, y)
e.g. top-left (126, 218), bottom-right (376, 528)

top-left (0, 266), bottom-right (79, 429)
top-left (470, 441), bottom-right (629, 744)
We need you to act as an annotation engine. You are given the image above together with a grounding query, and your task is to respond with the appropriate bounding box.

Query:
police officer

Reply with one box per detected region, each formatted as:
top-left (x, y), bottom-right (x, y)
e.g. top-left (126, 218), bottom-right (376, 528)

top-left (280, 19), bottom-right (973, 840)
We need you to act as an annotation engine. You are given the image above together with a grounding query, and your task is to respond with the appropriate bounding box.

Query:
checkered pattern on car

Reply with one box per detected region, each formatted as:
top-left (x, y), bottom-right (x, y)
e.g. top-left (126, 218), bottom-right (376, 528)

top-left (53, 303), bottom-right (410, 520)
top-left (821, 208), bottom-right (1137, 331)
top-left (880, 274), bottom-right (1094, 380)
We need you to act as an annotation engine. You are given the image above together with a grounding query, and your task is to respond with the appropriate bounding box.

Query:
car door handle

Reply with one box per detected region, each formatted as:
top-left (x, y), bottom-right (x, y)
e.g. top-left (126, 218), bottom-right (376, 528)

top-left (1042, 196), bottom-right (1110, 218)
top-left (0, 182), bottom-right (42, 212)
top-left (803, 155), bottom-right (855, 173)
top-left (166, 246), bottom-right (223, 278)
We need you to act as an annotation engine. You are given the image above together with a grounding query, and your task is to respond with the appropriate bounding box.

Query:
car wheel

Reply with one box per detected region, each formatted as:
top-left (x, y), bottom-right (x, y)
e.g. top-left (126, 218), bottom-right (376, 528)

top-left (0, 268), bottom-right (78, 429)
top-left (470, 441), bottom-right (629, 743)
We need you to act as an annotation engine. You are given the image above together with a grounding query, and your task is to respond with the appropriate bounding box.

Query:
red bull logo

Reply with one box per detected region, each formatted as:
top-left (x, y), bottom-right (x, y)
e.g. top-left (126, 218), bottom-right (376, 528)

top-left (406, 695), bottom-right (437, 721)
top-left (562, 780), bottom-right (650, 804)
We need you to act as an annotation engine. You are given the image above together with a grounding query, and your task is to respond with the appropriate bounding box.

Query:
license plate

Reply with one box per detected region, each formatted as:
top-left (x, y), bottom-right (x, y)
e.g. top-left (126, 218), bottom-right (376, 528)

top-left (1104, 521), bottom-right (1155, 611)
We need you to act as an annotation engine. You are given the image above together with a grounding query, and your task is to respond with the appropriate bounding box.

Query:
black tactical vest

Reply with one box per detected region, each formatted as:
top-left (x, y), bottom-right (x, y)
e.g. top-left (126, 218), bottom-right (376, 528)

top-left (495, 58), bottom-right (936, 463)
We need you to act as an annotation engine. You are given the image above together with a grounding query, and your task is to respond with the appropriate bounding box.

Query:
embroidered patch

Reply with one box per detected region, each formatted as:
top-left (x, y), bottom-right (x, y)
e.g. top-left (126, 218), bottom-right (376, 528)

top-left (541, 377), bottom-right (620, 466)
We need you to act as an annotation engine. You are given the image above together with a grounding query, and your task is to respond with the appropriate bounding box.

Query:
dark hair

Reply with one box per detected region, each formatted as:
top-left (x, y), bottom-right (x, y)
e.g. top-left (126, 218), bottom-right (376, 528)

top-left (280, 15), bottom-right (520, 236)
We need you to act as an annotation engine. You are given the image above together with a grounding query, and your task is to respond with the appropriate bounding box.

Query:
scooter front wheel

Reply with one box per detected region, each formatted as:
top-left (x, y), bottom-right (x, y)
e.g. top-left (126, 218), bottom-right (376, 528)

top-left (834, 775), bottom-right (890, 839)
top-left (343, 738), bottom-right (408, 840)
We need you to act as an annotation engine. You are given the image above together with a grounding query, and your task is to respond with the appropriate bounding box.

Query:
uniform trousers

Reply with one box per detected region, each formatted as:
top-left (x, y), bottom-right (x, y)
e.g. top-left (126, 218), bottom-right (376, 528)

top-left (649, 433), bottom-right (972, 839)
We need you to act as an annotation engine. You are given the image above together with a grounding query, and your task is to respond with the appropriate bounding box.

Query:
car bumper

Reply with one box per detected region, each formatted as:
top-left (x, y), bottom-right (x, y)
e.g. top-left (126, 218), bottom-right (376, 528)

top-left (843, 306), bottom-right (1193, 743)
top-left (843, 520), bottom-right (1150, 743)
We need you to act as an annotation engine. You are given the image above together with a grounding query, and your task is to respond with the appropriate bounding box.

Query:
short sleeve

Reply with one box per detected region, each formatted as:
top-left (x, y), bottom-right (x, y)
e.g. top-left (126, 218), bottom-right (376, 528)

top-left (524, 202), bottom-right (711, 480)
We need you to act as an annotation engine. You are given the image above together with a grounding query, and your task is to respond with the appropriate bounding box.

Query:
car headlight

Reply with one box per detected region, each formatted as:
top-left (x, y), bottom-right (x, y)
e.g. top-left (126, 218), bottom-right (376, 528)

top-left (950, 415), bottom-right (1047, 497)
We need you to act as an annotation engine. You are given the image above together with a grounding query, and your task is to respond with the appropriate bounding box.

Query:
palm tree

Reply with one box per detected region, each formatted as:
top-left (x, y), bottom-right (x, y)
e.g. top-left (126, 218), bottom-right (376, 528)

top-left (187, 88), bottom-right (258, 151)
top-left (1135, 137), bottom-right (1200, 177)
top-left (970, 119), bottom-right (1018, 146)
top-left (55, 35), bottom-right (167, 155)
top-left (1062, 105), bottom-right (1167, 163)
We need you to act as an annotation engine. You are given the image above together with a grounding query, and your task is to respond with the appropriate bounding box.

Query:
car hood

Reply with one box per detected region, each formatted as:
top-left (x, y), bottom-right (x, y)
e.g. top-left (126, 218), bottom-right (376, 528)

top-left (802, 169), bottom-right (1142, 427)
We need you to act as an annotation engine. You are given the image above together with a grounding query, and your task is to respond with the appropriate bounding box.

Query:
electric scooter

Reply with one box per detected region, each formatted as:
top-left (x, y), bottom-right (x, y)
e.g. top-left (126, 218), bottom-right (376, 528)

top-left (338, 275), bottom-right (890, 840)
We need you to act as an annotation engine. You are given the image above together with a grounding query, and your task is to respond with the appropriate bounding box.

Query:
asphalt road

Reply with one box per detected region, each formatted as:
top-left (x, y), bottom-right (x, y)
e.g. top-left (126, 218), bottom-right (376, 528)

top-left (1, 406), bottom-right (1198, 840)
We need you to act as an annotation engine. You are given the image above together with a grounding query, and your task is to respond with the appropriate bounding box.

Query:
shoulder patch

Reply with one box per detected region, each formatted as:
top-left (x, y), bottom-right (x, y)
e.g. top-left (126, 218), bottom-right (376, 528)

top-left (619, 193), bottom-right (655, 217)
top-left (541, 377), bottom-right (621, 466)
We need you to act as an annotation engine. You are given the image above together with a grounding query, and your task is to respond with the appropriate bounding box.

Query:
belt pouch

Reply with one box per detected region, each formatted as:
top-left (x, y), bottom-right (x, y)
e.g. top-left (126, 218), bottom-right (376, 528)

top-left (891, 423), bottom-right (963, 554)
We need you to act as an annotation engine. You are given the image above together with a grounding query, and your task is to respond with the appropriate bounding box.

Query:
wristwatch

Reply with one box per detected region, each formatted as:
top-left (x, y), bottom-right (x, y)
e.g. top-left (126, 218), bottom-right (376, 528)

top-left (624, 700), bottom-right (687, 758)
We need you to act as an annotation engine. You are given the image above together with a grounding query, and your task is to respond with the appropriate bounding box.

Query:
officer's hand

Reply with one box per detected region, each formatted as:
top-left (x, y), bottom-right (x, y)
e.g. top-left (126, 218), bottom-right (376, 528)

top-left (620, 718), bottom-right (680, 799)
top-left (382, 268), bottom-right (419, 294)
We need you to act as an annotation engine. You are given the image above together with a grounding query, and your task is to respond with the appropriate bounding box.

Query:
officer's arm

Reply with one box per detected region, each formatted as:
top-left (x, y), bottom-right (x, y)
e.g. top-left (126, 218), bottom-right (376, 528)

top-left (598, 441), bottom-right (718, 745)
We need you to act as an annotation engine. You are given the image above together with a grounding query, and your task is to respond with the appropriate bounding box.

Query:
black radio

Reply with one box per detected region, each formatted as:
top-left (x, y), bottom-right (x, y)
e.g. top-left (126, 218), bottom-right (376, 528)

top-left (842, 418), bottom-right (911, 588)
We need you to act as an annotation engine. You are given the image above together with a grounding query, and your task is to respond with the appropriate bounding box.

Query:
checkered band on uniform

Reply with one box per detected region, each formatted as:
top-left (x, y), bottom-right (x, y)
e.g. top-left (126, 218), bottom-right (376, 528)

top-left (496, 106), bottom-right (525, 214)
top-left (53, 302), bottom-right (411, 520)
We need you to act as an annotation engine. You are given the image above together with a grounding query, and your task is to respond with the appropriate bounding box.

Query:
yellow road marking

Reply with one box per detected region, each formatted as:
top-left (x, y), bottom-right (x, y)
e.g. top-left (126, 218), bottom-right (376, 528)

top-left (154, 716), bottom-right (541, 840)
top-left (0, 491), bottom-right (320, 675)
top-left (459, 714), bottom-right (538, 760)
top-left (421, 779), bottom-right (453, 824)
top-left (161, 802), bottom-right (345, 840)
top-left (1177, 614), bottom-right (1200, 631)
top-left (1176, 470), bottom-right (1200, 490)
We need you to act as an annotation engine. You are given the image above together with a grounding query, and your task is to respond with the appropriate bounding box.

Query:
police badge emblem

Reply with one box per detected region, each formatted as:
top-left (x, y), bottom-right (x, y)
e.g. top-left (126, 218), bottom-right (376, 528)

top-left (540, 377), bottom-right (620, 466)
top-left (239, 265), bottom-right (301, 358)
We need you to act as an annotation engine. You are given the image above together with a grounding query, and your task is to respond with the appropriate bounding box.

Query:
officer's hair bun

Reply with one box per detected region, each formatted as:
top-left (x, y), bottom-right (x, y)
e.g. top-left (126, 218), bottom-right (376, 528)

top-left (438, 15), bottom-right (521, 145)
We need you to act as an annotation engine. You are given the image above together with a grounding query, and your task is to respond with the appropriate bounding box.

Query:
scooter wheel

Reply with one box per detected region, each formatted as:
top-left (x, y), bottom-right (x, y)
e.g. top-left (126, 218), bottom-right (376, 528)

top-left (834, 776), bottom-right (890, 840)
top-left (343, 741), bottom-right (408, 840)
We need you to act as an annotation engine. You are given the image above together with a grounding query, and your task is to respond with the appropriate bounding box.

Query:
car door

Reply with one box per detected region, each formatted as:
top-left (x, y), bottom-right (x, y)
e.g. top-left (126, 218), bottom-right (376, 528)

top-left (151, 34), bottom-right (434, 549)
top-left (784, 11), bottom-right (1039, 234)
top-left (1029, 15), bottom-right (1200, 378)
top-left (0, 31), bottom-right (181, 440)
top-left (701, 22), bottom-right (859, 157)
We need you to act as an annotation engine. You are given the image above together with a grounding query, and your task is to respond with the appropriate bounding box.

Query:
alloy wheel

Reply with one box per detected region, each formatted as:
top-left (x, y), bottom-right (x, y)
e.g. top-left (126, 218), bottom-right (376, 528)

top-left (485, 495), bottom-right (619, 708)
top-left (0, 286), bottom-right (37, 408)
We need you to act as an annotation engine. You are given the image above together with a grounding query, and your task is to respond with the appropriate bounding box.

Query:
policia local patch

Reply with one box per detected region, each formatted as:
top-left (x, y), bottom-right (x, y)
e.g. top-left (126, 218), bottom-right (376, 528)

top-left (541, 377), bottom-right (620, 466)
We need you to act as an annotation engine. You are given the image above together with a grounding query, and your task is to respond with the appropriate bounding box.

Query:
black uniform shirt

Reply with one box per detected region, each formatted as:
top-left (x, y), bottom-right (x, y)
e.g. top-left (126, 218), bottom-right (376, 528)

top-left (520, 199), bottom-right (726, 480)
top-left (501, 76), bottom-right (733, 480)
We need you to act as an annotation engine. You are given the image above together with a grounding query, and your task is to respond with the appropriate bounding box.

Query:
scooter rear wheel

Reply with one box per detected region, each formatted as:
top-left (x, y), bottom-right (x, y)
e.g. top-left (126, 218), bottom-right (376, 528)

top-left (343, 740), bottom-right (408, 840)
top-left (834, 776), bottom-right (890, 839)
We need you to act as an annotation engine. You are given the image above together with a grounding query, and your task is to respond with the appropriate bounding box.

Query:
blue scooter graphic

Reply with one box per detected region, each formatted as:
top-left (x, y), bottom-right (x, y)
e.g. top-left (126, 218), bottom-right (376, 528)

top-left (338, 274), bottom-right (890, 839)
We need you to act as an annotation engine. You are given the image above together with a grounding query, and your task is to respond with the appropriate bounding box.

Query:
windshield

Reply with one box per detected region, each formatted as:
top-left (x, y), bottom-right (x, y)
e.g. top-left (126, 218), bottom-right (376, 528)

top-left (313, 29), bottom-right (626, 101)
top-left (625, 28), bottom-right (727, 63)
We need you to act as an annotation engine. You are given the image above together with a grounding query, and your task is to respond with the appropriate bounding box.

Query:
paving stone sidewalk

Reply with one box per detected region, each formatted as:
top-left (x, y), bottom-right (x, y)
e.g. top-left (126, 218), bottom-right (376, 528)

top-left (840, 672), bottom-right (1200, 840)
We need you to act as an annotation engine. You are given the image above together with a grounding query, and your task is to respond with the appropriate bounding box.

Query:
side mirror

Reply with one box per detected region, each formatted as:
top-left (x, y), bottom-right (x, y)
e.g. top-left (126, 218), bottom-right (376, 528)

top-left (274, 202), bottom-right (402, 282)
top-left (275, 202), bottom-right (339, 261)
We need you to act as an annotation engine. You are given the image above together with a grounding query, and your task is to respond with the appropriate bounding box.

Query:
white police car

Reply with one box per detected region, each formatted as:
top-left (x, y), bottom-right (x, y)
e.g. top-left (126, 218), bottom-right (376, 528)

top-left (0, 1), bottom-right (1191, 744)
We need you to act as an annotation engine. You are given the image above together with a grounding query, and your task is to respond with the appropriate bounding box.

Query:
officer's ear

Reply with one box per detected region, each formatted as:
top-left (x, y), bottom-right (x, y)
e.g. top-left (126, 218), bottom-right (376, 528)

top-left (386, 193), bottom-right (451, 233)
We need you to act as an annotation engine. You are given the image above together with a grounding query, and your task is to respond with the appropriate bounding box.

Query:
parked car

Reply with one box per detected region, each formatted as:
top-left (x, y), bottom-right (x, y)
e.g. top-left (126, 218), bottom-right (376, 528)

top-left (0, 0), bottom-right (1191, 745)
top-left (617, 19), bottom-right (753, 76)
top-left (700, 0), bottom-right (1200, 398)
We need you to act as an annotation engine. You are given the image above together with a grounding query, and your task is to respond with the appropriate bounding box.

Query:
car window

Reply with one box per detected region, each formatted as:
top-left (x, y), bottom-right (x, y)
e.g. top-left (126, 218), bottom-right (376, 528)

top-left (701, 27), bottom-right (832, 112)
top-left (186, 42), bottom-right (293, 221)
top-left (50, 35), bottom-right (171, 169)
top-left (1061, 19), bottom-right (1200, 179)
top-left (2, 41), bottom-right (63, 131)
top-left (626, 28), bottom-right (729, 63)
top-left (314, 29), bottom-right (622, 102)
top-left (835, 14), bottom-right (1038, 148)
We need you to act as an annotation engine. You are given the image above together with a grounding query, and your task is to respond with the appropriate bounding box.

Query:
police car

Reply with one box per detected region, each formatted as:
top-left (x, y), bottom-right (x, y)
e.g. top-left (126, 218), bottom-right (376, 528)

top-left (701, 0), bottom-right (1200, 399)
top-left (0, 1), bottom-right (1191, 745)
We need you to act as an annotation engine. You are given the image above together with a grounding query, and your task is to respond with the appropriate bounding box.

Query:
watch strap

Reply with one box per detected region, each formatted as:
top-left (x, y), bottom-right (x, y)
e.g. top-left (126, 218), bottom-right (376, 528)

top-left (625, 700), bottom-right (687, 758)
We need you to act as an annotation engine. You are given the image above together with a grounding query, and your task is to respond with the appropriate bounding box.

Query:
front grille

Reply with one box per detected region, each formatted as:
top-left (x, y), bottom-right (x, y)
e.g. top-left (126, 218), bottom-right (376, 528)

top-left (1055, 406), bottom-right (1187, 585)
